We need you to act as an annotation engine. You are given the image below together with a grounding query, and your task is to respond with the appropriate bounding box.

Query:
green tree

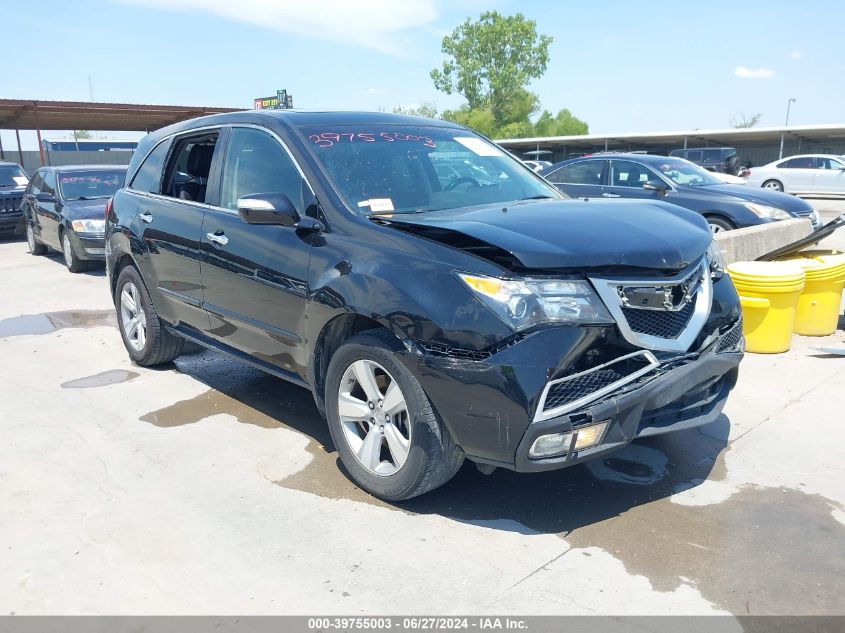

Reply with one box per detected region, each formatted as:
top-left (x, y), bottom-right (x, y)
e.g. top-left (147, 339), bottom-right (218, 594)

top-left (730, 113), bottom-right (762, 128)
top-left (431, 11), bottom-right (552, 126)
top-left (393, 102), bottom-right (440, 119)
top-left (533, 108), bottom-right (589, 137)
top-left (72, 130), bottom-right (92, 140)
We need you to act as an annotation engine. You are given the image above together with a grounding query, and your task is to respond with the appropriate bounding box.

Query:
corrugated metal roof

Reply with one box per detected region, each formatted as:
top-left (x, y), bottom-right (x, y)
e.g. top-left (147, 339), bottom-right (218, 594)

top-left (0, 99), bottom-right (245, 131)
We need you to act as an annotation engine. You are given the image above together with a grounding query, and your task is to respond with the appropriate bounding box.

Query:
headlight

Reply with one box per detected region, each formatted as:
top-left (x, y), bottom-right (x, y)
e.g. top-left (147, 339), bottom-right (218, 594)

top-left (457, 273), bottom-right (613, 330)
top-left (744, 203), bottom-right (791, 221)
top-left (71, 219), bottom-right (105, 233)
top-left (707, 240), bottom-right (724, 280)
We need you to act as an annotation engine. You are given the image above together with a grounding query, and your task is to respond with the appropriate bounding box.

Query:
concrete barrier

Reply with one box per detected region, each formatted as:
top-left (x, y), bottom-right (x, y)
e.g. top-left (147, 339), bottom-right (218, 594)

top-left (714, 218), bottom-right (813, 265)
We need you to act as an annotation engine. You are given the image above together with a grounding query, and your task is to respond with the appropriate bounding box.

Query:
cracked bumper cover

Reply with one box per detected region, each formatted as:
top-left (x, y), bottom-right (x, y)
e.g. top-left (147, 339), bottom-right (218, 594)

top-left (400, 315), bottom-right (742, 473)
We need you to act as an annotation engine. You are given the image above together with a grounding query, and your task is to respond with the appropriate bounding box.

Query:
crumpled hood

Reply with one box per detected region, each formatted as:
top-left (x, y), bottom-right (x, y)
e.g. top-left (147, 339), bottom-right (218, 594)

top-left (698, 184), bottom-right (814, 214)
top-left (382, 198), bottom-right (713, 272)
top-left (62, 199), bottom-right (109, 220)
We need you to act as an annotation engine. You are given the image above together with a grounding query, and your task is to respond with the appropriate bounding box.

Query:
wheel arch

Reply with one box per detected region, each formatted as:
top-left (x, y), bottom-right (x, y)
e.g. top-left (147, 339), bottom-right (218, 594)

top-left (702, 212), bottom-right (736, 229)
top-left (309, 313), bottom-right (401, 418)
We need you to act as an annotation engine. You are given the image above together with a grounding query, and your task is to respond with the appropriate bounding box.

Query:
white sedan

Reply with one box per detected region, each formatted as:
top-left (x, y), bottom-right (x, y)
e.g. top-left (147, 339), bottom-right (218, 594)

top-left (746, 154), bottom-right (845, 196)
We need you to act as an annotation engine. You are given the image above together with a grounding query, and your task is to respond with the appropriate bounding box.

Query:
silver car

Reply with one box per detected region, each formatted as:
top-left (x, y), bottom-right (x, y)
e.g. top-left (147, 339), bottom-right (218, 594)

top-left (746, 154), bottom-right (845, 196)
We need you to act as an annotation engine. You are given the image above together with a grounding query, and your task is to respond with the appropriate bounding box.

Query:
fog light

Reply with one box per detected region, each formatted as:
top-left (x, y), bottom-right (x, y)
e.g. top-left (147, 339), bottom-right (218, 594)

top-left (573, 421), bottom-right (609, 451)
top-left (529, 432), bottom-right (572, 458)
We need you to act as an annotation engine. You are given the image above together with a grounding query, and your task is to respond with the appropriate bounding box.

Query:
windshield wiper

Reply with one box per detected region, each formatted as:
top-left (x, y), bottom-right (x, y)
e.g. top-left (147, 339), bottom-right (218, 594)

top-left (519, 195), bottom-right (557, 200)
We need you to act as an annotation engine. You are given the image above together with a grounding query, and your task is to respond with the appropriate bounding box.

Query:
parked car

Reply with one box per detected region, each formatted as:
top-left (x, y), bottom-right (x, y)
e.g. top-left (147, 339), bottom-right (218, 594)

top-left (106, 111), bottom-right (743, 500)
top-left (544, 154), bottom-right (820, 232)
top-left (670, 147), bottom-right (741, 175)
top-left (744, 154), bottom-right (845, 196)
top-left (23, 165), bottom-right (127, 272)
top-left (0, 161), bottom-right (29, 238)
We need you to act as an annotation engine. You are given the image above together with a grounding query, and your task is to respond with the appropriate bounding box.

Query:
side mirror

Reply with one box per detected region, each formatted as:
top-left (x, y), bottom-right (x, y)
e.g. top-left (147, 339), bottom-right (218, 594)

top-left (36, 192), bottom-right (56, 203)
top-left (237, 193), bottom-right (299, 226)
top-left (643, 179), bottom-right (668, 196)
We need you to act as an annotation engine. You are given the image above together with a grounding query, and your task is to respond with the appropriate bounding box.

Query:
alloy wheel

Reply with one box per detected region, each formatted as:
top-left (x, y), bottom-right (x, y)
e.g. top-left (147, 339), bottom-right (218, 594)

top-left (338, 359), bottom-right (411, 476)
top-left (709, 223), bottom-right (724, 234)
top-left (62, 233), bottom-right (74, 268)
top-left (119, 281), bottom-right (147, 352)
top-left (26, 224), bottom-right (35, 251)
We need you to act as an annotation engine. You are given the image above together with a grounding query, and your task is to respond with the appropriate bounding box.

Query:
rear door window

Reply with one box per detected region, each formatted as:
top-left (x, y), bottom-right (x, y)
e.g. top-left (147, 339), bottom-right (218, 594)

top-left (162, 132), bottom-right (220, 203)
top-left (781, 157), bottom-right (813, 168)
top-left (685, 150), bottom-right (703, 162)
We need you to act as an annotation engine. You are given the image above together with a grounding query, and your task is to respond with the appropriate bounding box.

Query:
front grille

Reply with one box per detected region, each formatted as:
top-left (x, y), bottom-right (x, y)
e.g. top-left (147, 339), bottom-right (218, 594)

top-left (621, 300), bottom-right (695, 339)
top-left (0, 195), bottom-right (22, 214)
top-left (537, 351), bottom-right (659, 419)
top-left (716, 318), bottom-right (744, 353)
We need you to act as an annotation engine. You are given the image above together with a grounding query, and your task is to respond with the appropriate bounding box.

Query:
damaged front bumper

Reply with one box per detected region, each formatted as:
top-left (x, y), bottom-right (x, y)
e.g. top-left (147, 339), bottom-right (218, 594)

top-left (400, 304), bottom-right (743, 473)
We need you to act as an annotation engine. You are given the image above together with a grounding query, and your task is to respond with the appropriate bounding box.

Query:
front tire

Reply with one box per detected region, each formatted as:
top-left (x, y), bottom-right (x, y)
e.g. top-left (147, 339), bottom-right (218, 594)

top-left (705, 216), bottom-right (735, 234)
top-left (325, 329), bottom-right (464, 500)
top-left (114, 266), bottom-right (184, 366)
top-left (762, 179), bottom-right (784, 192)
top-left (26, 222), bottom-right (47, 255)
top-left (62, 230), bottom-right (89, 273)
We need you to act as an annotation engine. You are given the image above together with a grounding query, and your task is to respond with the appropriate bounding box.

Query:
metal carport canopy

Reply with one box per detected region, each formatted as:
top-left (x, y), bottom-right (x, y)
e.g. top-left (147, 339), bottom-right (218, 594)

top-left (0, 98), bottom-right (245, 131)
top-left (495, 123), bottom-right (845, 151)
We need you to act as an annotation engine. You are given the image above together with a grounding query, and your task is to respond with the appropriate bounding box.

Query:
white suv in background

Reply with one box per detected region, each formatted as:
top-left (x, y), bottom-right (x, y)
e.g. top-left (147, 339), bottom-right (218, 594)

top-left (746, 154), bottom-right (845, 196)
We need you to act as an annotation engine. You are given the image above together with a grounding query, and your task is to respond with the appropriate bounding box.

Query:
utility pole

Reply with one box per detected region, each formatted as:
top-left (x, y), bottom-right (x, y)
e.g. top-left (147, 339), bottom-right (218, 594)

top-left (778, 97), bottom-right (797, 159)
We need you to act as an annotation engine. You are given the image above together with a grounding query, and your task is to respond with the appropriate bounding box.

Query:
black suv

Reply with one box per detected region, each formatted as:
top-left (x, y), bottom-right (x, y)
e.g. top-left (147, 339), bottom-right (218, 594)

top-left (106, 111), bottom-right (743, 500)
top-left (0, 161), bottom-right (28, 237)
top-left (23, 165), bottom-right (127, 272)
top-left (670, 147), bottom-right (740, 175)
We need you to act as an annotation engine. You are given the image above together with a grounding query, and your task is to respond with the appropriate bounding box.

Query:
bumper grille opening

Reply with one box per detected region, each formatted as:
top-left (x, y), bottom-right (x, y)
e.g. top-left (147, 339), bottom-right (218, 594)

top-left (621, 300), bottom-right (695, 339)
top-left (536, 351), bottom-right (660, 421)
top-left (716, 318), bottom-right (744, 353)
top-left (1, 195), bottom-right (23, 214)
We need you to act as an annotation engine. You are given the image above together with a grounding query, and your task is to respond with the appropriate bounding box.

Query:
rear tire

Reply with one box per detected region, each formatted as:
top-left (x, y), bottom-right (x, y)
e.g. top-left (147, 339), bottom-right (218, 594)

top-left (26, 222), bottom-right (47, 256)
top-left (114, 266), bottom-right (184, 366)
top-left (325, 329), bottom-right (464, 500)
top-left (62, 230), bottom-right (89, 273)
top-left (762, 179), bottom-right (784, 192)
top-left (705, 216), bottom-right (735, 234)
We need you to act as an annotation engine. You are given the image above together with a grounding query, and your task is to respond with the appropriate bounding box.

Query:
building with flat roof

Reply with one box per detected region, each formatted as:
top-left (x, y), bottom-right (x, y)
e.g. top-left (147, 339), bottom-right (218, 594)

top-left (496, 124), bottom-right (845, 167)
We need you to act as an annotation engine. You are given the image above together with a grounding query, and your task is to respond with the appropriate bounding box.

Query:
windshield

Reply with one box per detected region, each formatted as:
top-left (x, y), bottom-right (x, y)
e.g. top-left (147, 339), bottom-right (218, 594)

top-left (0, 165), bottom-right (28, 188)
top-left (58, 170), bottom-right (125, 200)
top-left (301, 125), bottom-right (562, 215)
top-left (655, 158), bottom-right (724, 186)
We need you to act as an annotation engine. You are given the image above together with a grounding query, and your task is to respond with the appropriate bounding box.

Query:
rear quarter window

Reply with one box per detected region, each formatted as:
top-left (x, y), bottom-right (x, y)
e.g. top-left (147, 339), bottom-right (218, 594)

top-left (129, 139), bottom-right (172, 194)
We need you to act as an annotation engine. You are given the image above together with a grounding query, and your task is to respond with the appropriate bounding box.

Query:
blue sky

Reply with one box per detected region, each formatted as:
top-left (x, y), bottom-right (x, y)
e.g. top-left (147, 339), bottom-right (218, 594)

top-left (2, 0), bottom-right (843, 149)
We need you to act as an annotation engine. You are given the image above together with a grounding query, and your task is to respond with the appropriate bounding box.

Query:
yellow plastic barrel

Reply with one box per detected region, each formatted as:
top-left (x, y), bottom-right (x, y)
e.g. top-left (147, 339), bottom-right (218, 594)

top-left (775, 250), bottom-right (845, 336)
top-left (727, 261), bottom-right (806, 353)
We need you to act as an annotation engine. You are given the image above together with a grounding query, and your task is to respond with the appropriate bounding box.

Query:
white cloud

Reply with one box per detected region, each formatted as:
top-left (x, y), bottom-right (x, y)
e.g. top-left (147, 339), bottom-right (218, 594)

top-left (118, 0), bottom-right (438, 54)
top-left (789, 50), bottom-right (802, 60)
top-left (734, 66), bottom-right (776, 79)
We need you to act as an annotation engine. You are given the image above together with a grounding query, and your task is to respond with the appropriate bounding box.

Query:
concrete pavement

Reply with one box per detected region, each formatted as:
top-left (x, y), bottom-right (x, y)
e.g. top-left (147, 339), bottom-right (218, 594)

top-left (0, 205), bottom-right (843, 616)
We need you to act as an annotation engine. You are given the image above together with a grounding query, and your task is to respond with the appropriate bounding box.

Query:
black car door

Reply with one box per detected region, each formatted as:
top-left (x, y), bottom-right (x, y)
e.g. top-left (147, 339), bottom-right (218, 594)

top-left (545, 159), bottom-right (607, 198)
top-left (23, 170), bottom-right (43, 237)
top-left (602, 159), bottom-right (666, 200)
top-left (35, 170), bottom-right (62, 248)
top-left (199, 125), bottom-right (313, 381)
top-left (134, 132), bottom-right (219, 336)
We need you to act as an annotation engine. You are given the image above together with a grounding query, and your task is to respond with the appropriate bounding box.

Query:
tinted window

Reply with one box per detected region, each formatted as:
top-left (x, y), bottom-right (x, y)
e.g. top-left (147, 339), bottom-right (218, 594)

top-left (41, 171), bottom-right (56, 196)
top-left (547, 160), bottom-right (604, 185)
top-left (162, 132), bottom-right (219, 203)
top-left (685, 150), bottom-right (703, 162)
top-left (610, 160), bottom-right (659, 187)
top-left (781, 157), bottom-right (813, 168)
top-left (130, 140), bottom-right (171, 193)
top-left (59, 170), bottom-right (125, 200)
top-left (702, 149), bottom-right (730, 162)
top-left (219, 127), bottom-right (303, 211)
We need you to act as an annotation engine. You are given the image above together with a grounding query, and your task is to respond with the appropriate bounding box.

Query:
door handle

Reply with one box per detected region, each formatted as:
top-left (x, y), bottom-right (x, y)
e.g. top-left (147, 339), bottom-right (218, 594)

top-left (139, 211), bottom-right (153, 223)
top-left (206, 231), bottom-right (229, 247)
top-left (602, 192), bottom-right (620, 198)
